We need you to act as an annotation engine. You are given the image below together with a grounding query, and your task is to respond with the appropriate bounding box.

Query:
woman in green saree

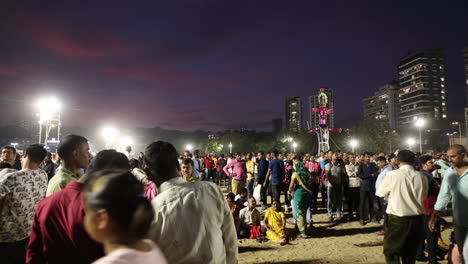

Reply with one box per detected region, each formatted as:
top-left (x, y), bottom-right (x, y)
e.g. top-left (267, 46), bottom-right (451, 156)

top-left (288, 154), bottom-right (314, 238)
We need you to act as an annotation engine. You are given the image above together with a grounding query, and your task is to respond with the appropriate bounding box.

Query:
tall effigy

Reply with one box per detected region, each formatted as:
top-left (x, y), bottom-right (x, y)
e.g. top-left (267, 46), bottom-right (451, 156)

top-left (309, 88), bottom-right (341, 152)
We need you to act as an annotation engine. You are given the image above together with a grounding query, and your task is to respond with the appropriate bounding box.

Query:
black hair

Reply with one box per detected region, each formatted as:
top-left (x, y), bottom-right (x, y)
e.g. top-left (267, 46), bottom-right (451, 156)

top-left (363, 152), bottom-right (371, 156)
top-left (25, 144), bottom-right (48, 164)
top-left (235, 152), bottom-right (241, 156)
top-left (2, 146), bottom-right (16, 154)
top-left (0, 162), bottom-right (12, 169)
top-left (388, 153), bottom-right (397, 160)
top-left (375, 156), bottom-right (387, 163)
top-left (240, 187), bottom-right (248, 194)
top-left (272, 150), bottom-right (279, 157)
top-left (258, 151), bottom-right (265, 156)
top-left (144, 141), bottom-right (180, 182)
top-left (86, 150), bottom-right (130, 176)
top-left (220, 154), bottom-right (225, 158)
top-left (182, 158), bottom-right (194, 167)
top-left (397, 150), bottom-right (416, 164)
top-left (226, 192), bottom-right (235, 200)
top-left (129, 159), bottom-right (140, 170)
top-left (83, 169), bottom-right (154, 242)
top-left (57, 134), bottom-right (88, 161)
top-left (419, 155), bottom-right (433, 166)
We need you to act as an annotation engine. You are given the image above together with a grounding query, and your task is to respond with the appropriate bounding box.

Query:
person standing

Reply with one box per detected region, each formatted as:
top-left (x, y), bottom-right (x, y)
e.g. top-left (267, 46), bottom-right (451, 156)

top-left (0, 144), bottom-right (48, 264)
top-left (27, 150), bottom-right (129, 264)
top-left (223, 152), bottom-right (247, 195)
top-left (41, 152), bottom-right (58, 181)
top-left (375, 156), bottom-right (393, 229)
top-left (1, 146), bottom-right (21, 170)
top-left (376, 150), bottom-right (428, 264)
top-left (256, 152), bottom-right (269, 210)
top-left (146, 141), bottom-right (237, 264)
top-left (325, 152), bottom-right (348, 222)
top-left (430, 145), bottom-right (468, 264)
top-left (191, 150), bottom-right (202, 181)
top-left (345, 155), bottom-right (361, 220)
top-left (47, 135), bottom-right (91, 196)
top-left (358, 152), bottom-right (379, 225)
top-left (264, 150), bottom-right (285, 204)
top-left (245, 153), bottom-right (255, 198)
top-left (306, 155), bottom-right (321, 212)
top-left (217, 154), bottom-right (227, 186)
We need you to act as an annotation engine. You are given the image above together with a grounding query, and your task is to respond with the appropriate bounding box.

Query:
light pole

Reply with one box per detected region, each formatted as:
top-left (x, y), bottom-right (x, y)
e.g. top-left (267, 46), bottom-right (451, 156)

top-left (406, 138), bottom-right (416, 151)
top-left (452, 122), bottom-right (462, 143)
top-left (415, 119), bottom-right (425, 153)
top-left (186, 144), bottom-right (193, 152)
top-left (229, 142), bottom-right (232, 154)
top-left (349, 139), bottom-right (358, 153)
top-left (37, 97), bottom-right (61, 145)
top-left (292, 142), bottom-right (298, 152)
top-left (287, 137), bottom-right (293, 152)
top-left (101, 126), bottom-right (118, 149)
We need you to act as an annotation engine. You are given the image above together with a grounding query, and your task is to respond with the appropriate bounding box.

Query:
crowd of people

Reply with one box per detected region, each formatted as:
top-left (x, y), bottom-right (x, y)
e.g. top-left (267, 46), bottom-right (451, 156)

top-left (0, 133), bottom-right (466, 264)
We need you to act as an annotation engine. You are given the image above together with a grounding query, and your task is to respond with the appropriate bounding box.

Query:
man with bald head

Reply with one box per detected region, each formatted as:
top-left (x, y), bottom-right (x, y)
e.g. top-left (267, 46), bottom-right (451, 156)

top-left (430, 144), bottom-right (468, 264)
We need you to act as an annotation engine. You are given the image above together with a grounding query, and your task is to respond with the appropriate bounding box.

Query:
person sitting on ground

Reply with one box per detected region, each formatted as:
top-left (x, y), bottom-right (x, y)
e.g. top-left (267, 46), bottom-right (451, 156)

top-left (238, 197), bottom-right (261, 238)
top-left (27, 149), bottom-right (130, 264)
top-left (181, 158), bottom-right (199, 182)
top-left (47, 134), bottom-right (91, 196)
top-left (235, 187), bottom-right (248, 206)
top-left (226, 192), bottom-right (241, 232)
top-left (263, 200), bottom-right (287, 246)
top-left (83, 169), bottom-right (167, 264)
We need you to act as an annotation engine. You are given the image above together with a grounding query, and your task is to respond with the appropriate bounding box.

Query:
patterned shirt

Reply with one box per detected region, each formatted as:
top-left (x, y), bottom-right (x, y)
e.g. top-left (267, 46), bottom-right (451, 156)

top-left (46, 166), bottom-right (81, 197)
top-left (0, 168), bottom-right (48, 242)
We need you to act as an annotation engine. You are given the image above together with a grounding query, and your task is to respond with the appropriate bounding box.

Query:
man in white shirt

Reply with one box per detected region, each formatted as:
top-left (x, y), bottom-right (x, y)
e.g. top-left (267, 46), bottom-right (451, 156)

top-left (376, 150), bottom-right (428, 264)
top-left (238, 197), bottom-right (261, 238)
top-left (0, 144), bottom-right (48, 264)
top-left (145, 141), bottom-right (238, 264)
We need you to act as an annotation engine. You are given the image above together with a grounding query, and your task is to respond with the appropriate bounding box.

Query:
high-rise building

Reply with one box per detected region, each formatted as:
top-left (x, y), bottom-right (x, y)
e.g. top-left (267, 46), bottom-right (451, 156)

top-left (272, 118), bottom-right (283, 133)
top-left (397, 48), bottom-right (447, 129)
top-left (285, 97), bottom-right (303, 132)
top-left (362, 81), bottom-right (399, 130)
top-left (463, 47), bottom-right (468, 137)
top-left (309, 87), bottom-right (334, 129)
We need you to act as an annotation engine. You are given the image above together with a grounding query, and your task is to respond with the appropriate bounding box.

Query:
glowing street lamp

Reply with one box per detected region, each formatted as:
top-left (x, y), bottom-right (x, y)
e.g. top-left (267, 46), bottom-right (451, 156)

top-left (287, 137), bottom-right (293, 152)
top-left (349, 139), bottom-right (358, 153)
top-left (406, 138), bottom-right (416, 151)
top-left (186, 144), bottom-right (193, 152)
top-left (292, 142), bottom-right (298, 152)
top-left (414, 118), bottom-right (425, 153)
top-left (229, 142), bottom-right (232, 154)
top-left (37, 97), bottom-right (62, 145)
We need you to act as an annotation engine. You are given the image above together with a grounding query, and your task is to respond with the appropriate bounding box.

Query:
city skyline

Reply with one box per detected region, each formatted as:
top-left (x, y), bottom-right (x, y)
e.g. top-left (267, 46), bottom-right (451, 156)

top-left (1, 1), bottom-right (468, 131)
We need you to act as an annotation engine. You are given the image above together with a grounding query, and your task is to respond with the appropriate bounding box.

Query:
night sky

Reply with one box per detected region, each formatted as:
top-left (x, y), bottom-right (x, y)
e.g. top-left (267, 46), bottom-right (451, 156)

top-left (1, 1), bottom-right (467, 131)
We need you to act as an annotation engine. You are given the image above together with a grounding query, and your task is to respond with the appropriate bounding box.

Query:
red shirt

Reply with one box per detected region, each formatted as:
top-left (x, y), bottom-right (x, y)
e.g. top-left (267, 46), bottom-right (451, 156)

top-left (27, 181), bottom-right (104, 264)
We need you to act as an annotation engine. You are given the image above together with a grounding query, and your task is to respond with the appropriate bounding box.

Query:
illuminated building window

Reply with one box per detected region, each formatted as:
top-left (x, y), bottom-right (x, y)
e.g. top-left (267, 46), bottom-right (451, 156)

top-left (442, 114), bottom-right (447, 118)
top-left (442, 102), bottom-right (445, 106)
top-left (441, 77), bottom-right (445, 81)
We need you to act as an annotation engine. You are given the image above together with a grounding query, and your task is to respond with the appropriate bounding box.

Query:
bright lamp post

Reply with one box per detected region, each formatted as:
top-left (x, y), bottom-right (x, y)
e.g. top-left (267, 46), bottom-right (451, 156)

top-left (287, 137), bottom-right (293, 152)
top-left (349, 139), bottom-right (358, 153)
top-left (415, 119), bottom-right (425, 153)
top-left (101, 126), bottom-right (118, 149)
top-left (292, 142), bottom-right (298, 152)
top-left (229, 142), bottom-right (232, 154)
top-left (406, 138), bottom-right (416, 151)
top-left (186, 144), bottom-right (193, 152)
top-left (37, 97), bottom-right (62, 146)
top-left (452, 122), bottom-right (462, 143)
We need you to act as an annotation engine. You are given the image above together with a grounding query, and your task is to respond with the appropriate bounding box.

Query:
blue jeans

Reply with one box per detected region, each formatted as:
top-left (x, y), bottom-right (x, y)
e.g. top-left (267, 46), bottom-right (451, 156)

top-left (327, 185), bottom-right (343, 217)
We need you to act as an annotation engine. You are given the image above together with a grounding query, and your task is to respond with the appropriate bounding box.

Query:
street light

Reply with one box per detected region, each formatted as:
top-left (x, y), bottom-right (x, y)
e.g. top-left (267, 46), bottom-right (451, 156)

top-left (101, 126), bottom-right (118, 149)
top-left (229, 142), bottom-right (232, 154)
top-left (37, 97), bottom-right (62, 145)
top-left (292, 142), bottom-right (298, 152)
top-left (406, 138), bottom-right (416, 151)
top-left (349, 139), bottom-right (358, 153)
top-left (287, 137), bottom-right (293, 152)
top-left (186, 144), bottom-right (193, 152)
top-left (452, 122), bottom-right (462, 143)
top-left (414, 119), bottom-right (425, 153)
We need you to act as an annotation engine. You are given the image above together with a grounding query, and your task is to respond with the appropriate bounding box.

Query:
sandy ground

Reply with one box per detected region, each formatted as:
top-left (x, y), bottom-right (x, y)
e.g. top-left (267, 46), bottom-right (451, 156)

top-left (237, 206), bottom-right (453, 264)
